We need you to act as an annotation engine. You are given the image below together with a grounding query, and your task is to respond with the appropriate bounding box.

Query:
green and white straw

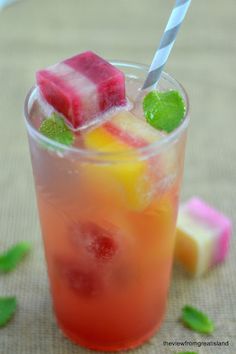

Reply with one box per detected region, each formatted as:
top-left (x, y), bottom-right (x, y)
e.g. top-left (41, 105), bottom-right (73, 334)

top-left (142, 0), bottom-right (192, 90)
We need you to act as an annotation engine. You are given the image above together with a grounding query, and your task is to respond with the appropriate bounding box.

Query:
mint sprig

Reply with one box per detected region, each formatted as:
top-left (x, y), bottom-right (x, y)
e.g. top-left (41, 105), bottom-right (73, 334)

top-left (39, 113), bottom-right (74, 146)
top-left (181, 305), bottom-right (214, 334)
top-left (0, 242), bottom-right (31, 273)
top-left (0, 297), bottom-right (17, 327)
top-left (143, 90), bottom-right (185, 133)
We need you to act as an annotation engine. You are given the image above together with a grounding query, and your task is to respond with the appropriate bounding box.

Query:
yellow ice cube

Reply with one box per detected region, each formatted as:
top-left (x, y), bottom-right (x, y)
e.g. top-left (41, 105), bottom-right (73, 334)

top-left (175, 207), bottom-right (216, 276)
top-left (83, 112), bottom-right (161, 211)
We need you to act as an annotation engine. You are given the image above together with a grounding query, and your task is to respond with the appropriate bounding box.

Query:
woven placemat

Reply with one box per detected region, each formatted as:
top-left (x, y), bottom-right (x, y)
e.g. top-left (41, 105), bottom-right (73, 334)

top-left (0, 0), bottom-right (235, 353)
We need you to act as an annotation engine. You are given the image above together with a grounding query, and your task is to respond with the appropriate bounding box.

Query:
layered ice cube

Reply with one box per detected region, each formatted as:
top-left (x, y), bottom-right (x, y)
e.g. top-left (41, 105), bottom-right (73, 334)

top-left (175, 197), bottom-right (232, 276)
top-left (83, 111), bottom-right (163, 211)
top-left (36, 51), bottom-right (127, 129)
top-left (84, 111), bottom-right (163, 151)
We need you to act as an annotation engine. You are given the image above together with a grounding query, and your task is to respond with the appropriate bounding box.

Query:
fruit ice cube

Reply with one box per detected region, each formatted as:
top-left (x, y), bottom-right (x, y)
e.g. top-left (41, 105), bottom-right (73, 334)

top-left (84, 111), bottom-right (163, 152)
top-left (175, 197), bottom-right (232, 276)
top-left (71, 221), bottom-right (118, 262)
top-left (36, 51), bottom-right (126, 129)
top-left (83, 112), bottom-right (163, 211)
top-left (55, 257), bottom-right (102, 297)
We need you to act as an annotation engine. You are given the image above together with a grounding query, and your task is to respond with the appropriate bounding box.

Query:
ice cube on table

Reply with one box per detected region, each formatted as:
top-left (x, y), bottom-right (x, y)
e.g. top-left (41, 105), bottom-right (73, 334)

top-left (175, 197), bottom-right (232, 276)
top-left (36, 51), bottom-right (126, 129)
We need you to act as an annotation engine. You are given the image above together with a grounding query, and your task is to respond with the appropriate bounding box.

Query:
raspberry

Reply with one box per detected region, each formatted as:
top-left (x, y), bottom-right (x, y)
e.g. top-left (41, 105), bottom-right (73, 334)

top-left (64, 267), bottom-right (100, 297)
top-left (72, 221), bottom-right (118, 261)
top-left (55, 257), bottom-right (102, 297)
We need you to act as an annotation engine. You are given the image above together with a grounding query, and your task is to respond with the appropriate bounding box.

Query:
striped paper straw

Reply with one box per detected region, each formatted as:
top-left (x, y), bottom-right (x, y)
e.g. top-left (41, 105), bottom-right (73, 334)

top-left (142, 0), bottom-right (192, 90)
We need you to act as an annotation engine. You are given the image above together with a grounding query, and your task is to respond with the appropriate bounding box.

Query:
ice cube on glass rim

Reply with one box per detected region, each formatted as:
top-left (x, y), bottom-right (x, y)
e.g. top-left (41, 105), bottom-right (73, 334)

top-left (36, 51), bottom-right (127, 129)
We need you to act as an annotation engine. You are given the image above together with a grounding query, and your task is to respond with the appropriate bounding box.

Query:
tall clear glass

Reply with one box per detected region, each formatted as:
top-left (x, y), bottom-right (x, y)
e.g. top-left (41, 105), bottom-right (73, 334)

top-left (24, 61), bottom-right (189, 351)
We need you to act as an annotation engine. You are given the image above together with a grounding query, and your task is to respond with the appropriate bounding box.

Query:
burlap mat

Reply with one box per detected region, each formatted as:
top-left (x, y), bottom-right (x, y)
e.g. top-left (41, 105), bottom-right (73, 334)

top-left (0, 0), bottom-right (235, 353)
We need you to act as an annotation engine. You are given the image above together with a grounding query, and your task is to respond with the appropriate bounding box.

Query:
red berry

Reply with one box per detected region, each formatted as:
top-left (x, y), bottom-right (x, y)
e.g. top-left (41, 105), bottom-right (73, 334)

top-left (55, 257), bottom-right (102, 297)
top-left (64, 267), bottom-right (100, 297)
top-left (71, 221), bottom-right (118, 261)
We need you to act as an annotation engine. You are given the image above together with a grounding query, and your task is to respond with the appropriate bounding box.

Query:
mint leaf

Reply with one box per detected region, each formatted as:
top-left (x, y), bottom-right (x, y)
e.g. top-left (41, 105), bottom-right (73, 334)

top-left (181, 305), bottom-right (214, 334)
top-left (143, 90), bottom-right (185, 133)
top-left (0, 242), bottom-right (31, 273)
top-left (0, 297), bottom-right (17, 327)
top-left (39, 113), bottom-right (74, 146)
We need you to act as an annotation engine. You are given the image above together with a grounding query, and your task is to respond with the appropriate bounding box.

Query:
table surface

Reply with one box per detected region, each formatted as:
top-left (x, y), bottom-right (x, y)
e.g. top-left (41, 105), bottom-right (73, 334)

top-left (0, 0), bottom-right (235, 353)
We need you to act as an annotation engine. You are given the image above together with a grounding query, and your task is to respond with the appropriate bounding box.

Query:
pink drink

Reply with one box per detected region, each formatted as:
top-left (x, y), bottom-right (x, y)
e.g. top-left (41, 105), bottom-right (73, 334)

top-left (25, 61), bottom-right (189, 351)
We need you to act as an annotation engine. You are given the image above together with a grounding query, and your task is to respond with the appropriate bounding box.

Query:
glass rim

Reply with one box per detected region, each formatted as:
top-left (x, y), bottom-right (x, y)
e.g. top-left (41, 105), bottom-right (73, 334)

top-left (24, 60), bottom-right (190, 161)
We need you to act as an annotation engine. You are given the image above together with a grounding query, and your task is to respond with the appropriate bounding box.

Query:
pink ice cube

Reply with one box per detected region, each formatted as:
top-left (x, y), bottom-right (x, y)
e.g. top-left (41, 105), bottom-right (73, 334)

top-left (175, 197), bottom-right (232, 276)
top-left (36, 51), bottom-right (126, 129)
